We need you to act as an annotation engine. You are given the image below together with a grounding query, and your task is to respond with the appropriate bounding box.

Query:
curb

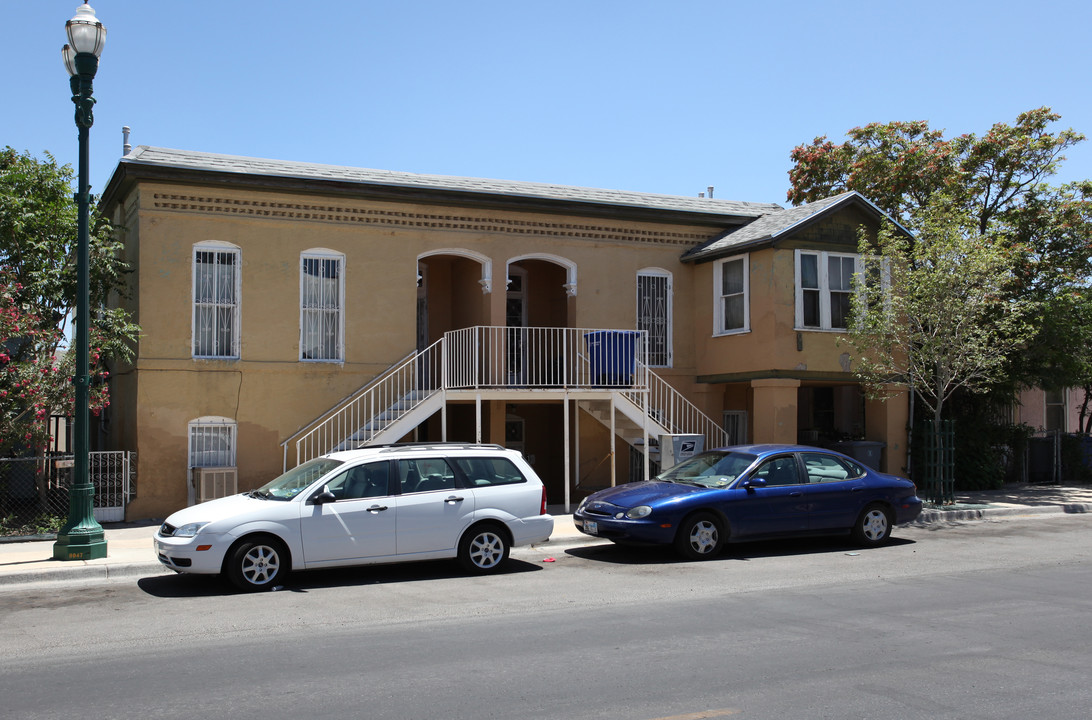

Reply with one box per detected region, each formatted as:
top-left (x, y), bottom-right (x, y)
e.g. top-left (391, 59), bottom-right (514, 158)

top-left (0, 561), bottom-right (164, 587)
top-left (4, 502), bottom-right (1091, 588)
top-left (914, 502), bottom-right (1092, 524)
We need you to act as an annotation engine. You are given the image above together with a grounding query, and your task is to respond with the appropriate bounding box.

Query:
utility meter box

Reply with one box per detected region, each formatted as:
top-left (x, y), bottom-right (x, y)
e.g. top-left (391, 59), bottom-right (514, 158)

top-left (659, 434), bottom-right (705, 469)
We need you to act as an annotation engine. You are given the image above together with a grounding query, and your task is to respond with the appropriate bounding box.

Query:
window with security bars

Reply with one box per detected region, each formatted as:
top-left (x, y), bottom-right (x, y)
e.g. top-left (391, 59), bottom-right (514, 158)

top-left (188, 418), bottom-right (237, 468)
top-left (193, 247), bottom-right (240, 358)
top-left (300, 252), bottom-right (344, 361)
top-left (637, 270), bottom-right (671, 367)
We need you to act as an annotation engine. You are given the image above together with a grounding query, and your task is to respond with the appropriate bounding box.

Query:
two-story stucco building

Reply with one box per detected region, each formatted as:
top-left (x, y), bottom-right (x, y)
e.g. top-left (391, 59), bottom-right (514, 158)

top-left (99, 146), bottom-right (911, 520)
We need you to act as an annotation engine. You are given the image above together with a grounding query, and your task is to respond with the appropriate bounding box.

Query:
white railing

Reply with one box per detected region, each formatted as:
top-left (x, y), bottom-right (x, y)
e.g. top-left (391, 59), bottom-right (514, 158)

top-left (445, 326), bottom-right (646, 389)
top-left (282, 326), bottom-right (728, 468)
top-left (624, 367), bottom-right (729, 450)
top-left (284, 339), bottom-right (444, 468)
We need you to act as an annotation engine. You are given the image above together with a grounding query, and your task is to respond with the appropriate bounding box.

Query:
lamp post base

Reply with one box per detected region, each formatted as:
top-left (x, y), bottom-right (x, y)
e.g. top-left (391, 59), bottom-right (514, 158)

top-left (52, 483), bottom-right (107, 560)
top-left (52, 529), bottom-right (108, 561)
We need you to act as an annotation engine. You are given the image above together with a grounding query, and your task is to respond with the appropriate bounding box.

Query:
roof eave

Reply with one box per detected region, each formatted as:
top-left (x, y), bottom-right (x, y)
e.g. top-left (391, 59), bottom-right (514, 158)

top-left (100, 159), bottom-right (766, 228)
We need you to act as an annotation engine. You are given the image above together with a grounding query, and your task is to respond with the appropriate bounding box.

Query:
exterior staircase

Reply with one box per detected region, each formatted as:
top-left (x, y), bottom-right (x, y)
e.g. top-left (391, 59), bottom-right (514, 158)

top-left (281, 327), bottom-right (727, 473)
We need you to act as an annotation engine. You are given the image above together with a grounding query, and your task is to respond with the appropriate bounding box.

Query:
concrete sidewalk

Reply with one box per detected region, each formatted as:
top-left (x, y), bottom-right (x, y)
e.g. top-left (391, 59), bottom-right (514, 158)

top-left (2, 483), bottom-right (1091, 587)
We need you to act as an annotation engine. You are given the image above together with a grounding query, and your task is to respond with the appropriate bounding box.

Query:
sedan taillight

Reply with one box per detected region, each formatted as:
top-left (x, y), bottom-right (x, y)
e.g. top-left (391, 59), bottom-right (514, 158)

top-left (541, 486), bottom-right (548, 516)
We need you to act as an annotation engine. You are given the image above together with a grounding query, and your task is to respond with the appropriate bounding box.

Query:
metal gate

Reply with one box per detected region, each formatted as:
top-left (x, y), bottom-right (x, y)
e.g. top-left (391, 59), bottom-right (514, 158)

top-left (0, 451), bottom-right (135, 525)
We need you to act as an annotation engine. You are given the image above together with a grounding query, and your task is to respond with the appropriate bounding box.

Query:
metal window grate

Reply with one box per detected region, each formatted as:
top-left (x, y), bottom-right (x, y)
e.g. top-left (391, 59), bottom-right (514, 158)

top-left (194, 249), bottom-right (239, 357)
top-left (301, 255), bottom-right (343, 361)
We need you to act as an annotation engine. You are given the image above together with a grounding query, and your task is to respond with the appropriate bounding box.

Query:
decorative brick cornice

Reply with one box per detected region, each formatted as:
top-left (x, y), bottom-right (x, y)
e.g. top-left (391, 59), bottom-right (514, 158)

top-left (150, 192), bottom-right (712, 247)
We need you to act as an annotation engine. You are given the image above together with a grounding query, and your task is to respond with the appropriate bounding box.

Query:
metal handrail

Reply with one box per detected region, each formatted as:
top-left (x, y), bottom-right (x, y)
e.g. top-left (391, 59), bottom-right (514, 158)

top-left (623, 365), bottom-right (729, 450)
top-left (287, 339), bottom-right (444, 468)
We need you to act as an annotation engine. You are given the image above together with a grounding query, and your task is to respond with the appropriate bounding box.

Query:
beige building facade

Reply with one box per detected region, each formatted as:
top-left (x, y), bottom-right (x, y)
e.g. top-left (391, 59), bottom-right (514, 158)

top-left (100, 147), bottom-right (910, 520)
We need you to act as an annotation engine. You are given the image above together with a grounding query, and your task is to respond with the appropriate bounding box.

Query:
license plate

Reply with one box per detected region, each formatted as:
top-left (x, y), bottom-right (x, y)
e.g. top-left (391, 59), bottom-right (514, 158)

top-left (585, 520), bottom-right (598, 535)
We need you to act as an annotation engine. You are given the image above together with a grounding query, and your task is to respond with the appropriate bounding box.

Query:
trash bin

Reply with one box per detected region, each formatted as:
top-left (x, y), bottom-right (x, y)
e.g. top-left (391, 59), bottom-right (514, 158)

top-left (584, 330), bottom-right (640, 386)
top-left (830, 440), bottom-right (885, 470)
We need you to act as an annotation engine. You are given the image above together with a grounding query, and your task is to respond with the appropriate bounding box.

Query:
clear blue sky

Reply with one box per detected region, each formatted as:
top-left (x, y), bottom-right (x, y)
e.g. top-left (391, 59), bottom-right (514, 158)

top-left (6, 1), bottom-right (1092, 207)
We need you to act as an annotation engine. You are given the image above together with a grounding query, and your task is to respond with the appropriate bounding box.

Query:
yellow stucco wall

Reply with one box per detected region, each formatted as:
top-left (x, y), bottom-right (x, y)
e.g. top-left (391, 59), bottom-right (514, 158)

top-left (111, 179), bottom-right (722, 517)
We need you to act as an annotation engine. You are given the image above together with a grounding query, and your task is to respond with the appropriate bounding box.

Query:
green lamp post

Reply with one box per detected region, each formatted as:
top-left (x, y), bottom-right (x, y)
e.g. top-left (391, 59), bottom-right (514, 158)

top-left (53, 3), bottom-right (107, 561)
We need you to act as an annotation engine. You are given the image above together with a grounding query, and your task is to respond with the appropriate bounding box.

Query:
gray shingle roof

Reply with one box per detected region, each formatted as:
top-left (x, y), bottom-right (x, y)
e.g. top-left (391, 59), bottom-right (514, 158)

top-left (120, 146), bottom-right (783, 220)
top-left (681, 191), bottom-right (908, 261)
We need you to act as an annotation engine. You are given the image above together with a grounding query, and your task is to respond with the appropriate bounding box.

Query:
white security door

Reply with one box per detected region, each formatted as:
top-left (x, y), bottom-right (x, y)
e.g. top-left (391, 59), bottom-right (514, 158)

top-left (637, 271), bottom-right (671, 367)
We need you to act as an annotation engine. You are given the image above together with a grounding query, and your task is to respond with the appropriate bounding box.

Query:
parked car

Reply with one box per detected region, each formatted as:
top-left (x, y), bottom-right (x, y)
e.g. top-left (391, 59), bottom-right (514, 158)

top-left (155, 443), bottom-right (554, 590)
top-left (573, 444), bottom-right (922, 560)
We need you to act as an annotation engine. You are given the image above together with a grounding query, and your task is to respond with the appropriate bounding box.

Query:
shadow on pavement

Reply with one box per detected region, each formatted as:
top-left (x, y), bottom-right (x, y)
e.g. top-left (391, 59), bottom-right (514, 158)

top-left (136, 557), bottom-right (542, 598)
top-left (564, 535), bottom-right (915, 565)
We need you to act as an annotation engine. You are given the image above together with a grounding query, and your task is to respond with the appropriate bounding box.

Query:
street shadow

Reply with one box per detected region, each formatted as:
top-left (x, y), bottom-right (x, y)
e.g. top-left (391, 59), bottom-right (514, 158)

top-left (136, 557), bottom-right (542, 598)
top-left (564, 535), bottom-right (915, 565)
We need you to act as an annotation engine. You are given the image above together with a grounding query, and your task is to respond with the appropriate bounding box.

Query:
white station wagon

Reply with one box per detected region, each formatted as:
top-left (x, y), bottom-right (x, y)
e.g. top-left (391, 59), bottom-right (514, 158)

top-left (154, 443), bottom-right (555, 590)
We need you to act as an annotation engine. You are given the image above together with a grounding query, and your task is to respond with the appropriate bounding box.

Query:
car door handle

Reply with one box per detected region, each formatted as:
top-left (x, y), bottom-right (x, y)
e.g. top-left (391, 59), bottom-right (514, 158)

top-left (367, 504), bottom-right (388, 513)
top-left (444, 496), bottom-right (465, 504)
top-left (789, 492), bottom-right (802, 497)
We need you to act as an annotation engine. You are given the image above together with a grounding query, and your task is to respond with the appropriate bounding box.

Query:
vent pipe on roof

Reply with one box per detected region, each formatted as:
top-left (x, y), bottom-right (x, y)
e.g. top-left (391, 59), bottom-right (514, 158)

top-left (707, 186), bottom-right (714, 199)
top-left (698, 192), bottom-right (705, 198)
top-left (122, 126), bottom-right (131, 156)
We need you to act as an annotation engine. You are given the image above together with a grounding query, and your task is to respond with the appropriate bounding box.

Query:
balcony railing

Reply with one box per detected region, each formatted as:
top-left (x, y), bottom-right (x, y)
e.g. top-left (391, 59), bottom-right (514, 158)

top-left (445, 326), bottom-right (646, 389)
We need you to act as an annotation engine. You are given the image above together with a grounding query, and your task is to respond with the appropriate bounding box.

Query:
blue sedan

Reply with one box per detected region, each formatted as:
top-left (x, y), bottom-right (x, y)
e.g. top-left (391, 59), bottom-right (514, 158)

top-left (573, 444), bottom-right (923, 560)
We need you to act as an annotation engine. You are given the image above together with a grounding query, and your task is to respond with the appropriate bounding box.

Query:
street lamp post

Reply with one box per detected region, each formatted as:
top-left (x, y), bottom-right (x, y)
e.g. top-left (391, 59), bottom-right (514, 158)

top-left (53, 3), bottom-right (107, 561)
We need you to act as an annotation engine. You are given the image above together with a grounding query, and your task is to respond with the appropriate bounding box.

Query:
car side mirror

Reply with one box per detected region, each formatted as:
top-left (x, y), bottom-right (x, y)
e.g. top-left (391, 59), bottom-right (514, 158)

top-left (311, 486), bottom-right (337, 505)
top-left (741, 478), bottom-right (767, 493)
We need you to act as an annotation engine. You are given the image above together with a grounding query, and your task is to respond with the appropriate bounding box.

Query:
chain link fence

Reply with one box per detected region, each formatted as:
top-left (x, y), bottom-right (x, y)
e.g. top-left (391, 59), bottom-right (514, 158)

top-left (0, 452), bottom-right (135, 536)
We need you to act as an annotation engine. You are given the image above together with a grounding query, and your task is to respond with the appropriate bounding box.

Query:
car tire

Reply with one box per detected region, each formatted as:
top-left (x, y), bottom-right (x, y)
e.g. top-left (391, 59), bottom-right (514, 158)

top-left (852, 503), bottom-right (893, 547)
top-left (458, 524), bottom-right (510, 573)
top-left (226, 536), bottom-right (288, 591)
top-left (674, 512), bottom-right (725, 561)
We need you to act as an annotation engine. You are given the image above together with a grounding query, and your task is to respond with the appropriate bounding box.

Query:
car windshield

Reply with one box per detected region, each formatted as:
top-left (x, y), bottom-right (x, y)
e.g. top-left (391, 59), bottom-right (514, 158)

top-left (656, 451), bottom-right (758, 488)
top-left (254, 457), bottom-right (345, 500)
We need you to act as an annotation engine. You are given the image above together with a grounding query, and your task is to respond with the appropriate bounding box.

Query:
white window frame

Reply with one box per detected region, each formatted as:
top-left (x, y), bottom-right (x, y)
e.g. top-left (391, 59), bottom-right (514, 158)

top-left (713, 255), bottom-right (749, 336)
top-left (187, 416), bottom-right (237, 468)
top-left (192, 242), bottom-right (241, 359)
top-left (637, 268), bottom-right (673, 367)
top-left (1045, 388), bottom-right (1067, 433)
top-left (795, 250), bottom-right (860, 331)
top-left (299, 249), bottom-right (345, 362)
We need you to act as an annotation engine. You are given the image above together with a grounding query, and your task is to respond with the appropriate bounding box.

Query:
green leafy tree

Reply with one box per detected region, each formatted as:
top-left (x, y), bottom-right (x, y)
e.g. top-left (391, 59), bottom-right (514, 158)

top-left (0, 147), bottom-right (138, 456)
top-left (849, 202), bottom-right (1036, 429)
top-left (789, 108), bottom-right (1092, 400)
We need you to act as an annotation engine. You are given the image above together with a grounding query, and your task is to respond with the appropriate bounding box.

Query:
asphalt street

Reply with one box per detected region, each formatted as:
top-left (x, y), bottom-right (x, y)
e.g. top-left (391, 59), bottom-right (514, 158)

top-left (2, 513), bottom-right (1091, 719)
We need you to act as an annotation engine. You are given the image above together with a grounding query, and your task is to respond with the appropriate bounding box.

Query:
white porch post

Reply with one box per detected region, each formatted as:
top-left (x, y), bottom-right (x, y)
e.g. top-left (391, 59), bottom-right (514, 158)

top-left (610, 392), bottom-right (617, 487)
top-left (475, 393), bottom-right (482, 443)
top-left (643, 388), bottom-right (650, 481)
top-left (563, 394), bottom-right (571, 513)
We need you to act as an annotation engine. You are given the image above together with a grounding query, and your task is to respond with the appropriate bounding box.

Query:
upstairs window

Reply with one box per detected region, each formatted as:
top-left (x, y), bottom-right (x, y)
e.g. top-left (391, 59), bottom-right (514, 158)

top-left (300, 251), bottom-right (344, 362)
top-left (796, 250), bottom-right (859, 331)
top-left (193, 244), bottom-right (240, 359)
top-left (714, 255), bottom-right (749, 335)
top-left (1045, 389), bottom-right (1067, 433)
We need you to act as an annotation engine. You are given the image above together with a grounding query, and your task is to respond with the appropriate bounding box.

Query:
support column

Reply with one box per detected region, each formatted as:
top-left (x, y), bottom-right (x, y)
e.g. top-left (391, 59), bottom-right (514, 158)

top-left (865, 384), bottom-right (909, 476)
top-left (750, 378), bottom-right (801, 444)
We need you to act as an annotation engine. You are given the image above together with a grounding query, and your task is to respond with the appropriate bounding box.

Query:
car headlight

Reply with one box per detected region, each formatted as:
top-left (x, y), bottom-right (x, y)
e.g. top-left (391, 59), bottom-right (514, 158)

top-left (173, 522), bottom-right (210, 538)
top-left (625, 505), bottom-right (652, 519)
top-left (576, 498), bottom-right (588, 513)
